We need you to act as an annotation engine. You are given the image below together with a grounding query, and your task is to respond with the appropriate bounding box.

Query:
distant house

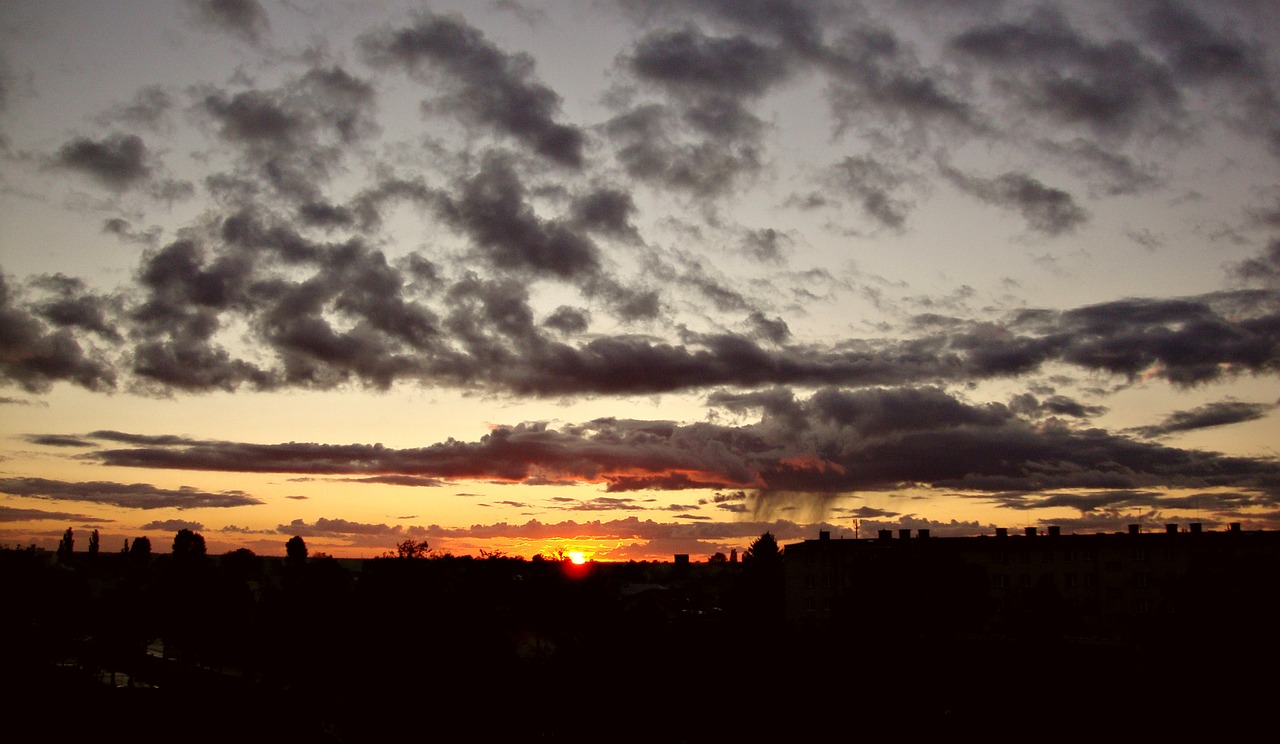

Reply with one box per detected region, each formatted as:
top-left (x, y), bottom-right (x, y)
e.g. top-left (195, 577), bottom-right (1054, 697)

top-left (783, 523), bottom-right (1280, 644)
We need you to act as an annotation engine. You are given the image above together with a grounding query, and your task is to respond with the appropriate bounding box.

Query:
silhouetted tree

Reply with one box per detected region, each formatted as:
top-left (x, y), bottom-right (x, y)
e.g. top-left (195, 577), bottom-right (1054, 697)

top-left (56, 527), bottom-right (73, 561)
top-left (387, 538), bottom-right (431, 559)
top-left (286, 535), bottom-right (308, 564)
top-left (171, 528), bottom-right (206, 557)
top-left (737, 532), bottom-right (785, 630)
top-left (709, 552), bottom-right (728, 564)
top-left (129, 535), bottom-right (151, 557)
top-left (88, 529), bottom-right (100, 555)
top-left (743, 532), bottom-right (781, 567)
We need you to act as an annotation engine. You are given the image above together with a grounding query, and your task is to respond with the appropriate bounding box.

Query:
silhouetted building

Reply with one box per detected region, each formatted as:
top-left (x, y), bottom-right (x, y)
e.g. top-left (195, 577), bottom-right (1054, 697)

top-left (783, 523), bottom-right (1280, 644)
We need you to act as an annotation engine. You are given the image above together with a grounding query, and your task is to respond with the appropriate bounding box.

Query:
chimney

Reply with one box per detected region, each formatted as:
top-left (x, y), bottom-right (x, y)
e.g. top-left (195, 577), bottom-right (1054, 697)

top-left (1025, 527), bottom-right (1037, 537)
top-left (1230, 523), bottom-right (1241, 533)
top-left (819, 530), bottom-right (830, 541)
top-left (1190, 523), bottom-right (1202, 534)
top-left (917, 529), bottom-right (930, 539)
top-left (1128, 524), bottom-right (1140, 535)
top-left (878, 530), bottom-right (893, 541)
top-left (1048, 526), bottom-right (1061, 537)
top-left (1166, 524), bottom-right (1178, 534)
top-left (996, 528), bottom-right (1008, 538)
top-left (898, 529), bottom-right (911, 540)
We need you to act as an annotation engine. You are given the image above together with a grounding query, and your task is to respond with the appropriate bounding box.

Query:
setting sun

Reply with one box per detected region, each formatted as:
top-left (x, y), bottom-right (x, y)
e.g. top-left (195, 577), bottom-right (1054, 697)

top-left (568, 551), bottom-right (587, 565)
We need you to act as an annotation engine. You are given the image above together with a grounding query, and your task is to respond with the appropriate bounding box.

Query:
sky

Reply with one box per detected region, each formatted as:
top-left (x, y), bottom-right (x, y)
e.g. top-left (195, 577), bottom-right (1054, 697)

top-left (2, 0), bottom-right (1280, 561)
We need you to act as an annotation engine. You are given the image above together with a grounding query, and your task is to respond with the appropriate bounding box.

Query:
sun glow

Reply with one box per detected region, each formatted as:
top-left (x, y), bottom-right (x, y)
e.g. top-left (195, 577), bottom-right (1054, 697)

top-left (567, 550), bottom-right (586, 565)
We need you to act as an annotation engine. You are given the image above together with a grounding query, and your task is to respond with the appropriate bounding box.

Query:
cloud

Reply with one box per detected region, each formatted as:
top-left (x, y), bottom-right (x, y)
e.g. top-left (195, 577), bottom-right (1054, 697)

top-left (26, 434), bottom-right (96, 447)
top-left (1130, 399), bottom-right (1278, 438)
top-left (739, 228), bottom-right (788, 263)
top-left (81, 384), bottom-right (1280, 505)
top-left (829, 155), bottom-right (914, 230)
top-left (604, 103), bottom-right (764, 197)
top-left (627, 26), bottom-right (792, 97)
top-left (1039, 138), bottom-right (1161, 196)
top-left (1008, 393), bottom-right (1107, 420)
top-left (437, 154), bottom-right (602, 280)
top-left (0, 273), bottom-right (117, 393)
top-left (188, 0), bottom-right (270, 45)
top-left (198, 66), bottom-right (378, 202)
top-left (949, 7), bottom-right (1183, 139)
top-left (0, 505), bottom-right (111, 523)
top-left (940, 165), bottom-right (1088, 235)
top-left (1234, 241), bottom-right (1280, 286)
top-left (30, 274), bottom-right (123, 342)
top-left (824, 25), bottom-right (980, 141)
top-left (141, 518), bottom-right (205, 532)
top-left (95, 85), bottom-right (175, 131)
top-left (0, 477), bottom-right (264, 509)
top-left (54, 134), bottom-right (151, 190)
top-left (360, 11), bottom-right (585, 167)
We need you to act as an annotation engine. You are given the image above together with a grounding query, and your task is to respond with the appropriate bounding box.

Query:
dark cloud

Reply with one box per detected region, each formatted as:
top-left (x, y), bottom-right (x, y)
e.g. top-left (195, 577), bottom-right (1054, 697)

top-left (984, 489), bottom-right (1276, 525)
top-left (740, 228), bottom-right (788, 263)
top-left (360, 12), bottom-right (584, 167)
top-left (940, 165), bottom-right (1088, 235)
top-left (89, 430), bottom-right (203, 447)
top-left (1039, 292), bottom-right (1280, 386)
top-left (604, 104), bottom-right (763, 196)
top-left (1131, 399), bottom-right (1277, 438)
top-left (1233, 241), bottom-right (1280, 286)
top-left (830, 155), bottom-right (913, 230)
top-left (276, 517), bottom-right (420, 541)
top-left (199, 66), bottom-right (378, 201)
top-left (188, 0), bottom-right (270, 45)
top-left (348, 475), bottom-right (447, 487)
top-left (30, 274), bottom-right (122, 342)
top-left (203, 89), bottom-right (304, 148)
top-left (543, 306), bottom-right (590, 335)
top-left (54, 134), bottom-right (151, 189)
top-left (949, 8), bottom-right (1183, 139)
top-left (619, 0), bottom-right (829, 59)
top-left (1039, 138), bottom-right (1161, 196)
top-left (570, 187), bottom-right (639, 240)
top-left (824, 26), bottom-right (980, 140)
top-left (0, 476), bottom-right (263, 509)
top-left (0, 505), bottom-right (110, 523)
top-left (26, 434), bottom-right (96, 447)
top-left (438, 154), bottom-right (602, 280)
top-left (1009, 393), bottom-right (1107, 420)
top-left (746, 312), bottom-right (790, 344)
top-left (141, 518), bottom-right (205, 532)
top-left (1138, 1), bottom-right (1264, 85)
top-left (122, 207), bottom-right (453, 392)
top-left (0, 272), bottom-right (117, 393)
top-left (80, 385), bottom-right (1280, 508)
top-left (96, 85), bottom-right (174, 131)
top-left (628, 26), bottom-right (791, 96)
